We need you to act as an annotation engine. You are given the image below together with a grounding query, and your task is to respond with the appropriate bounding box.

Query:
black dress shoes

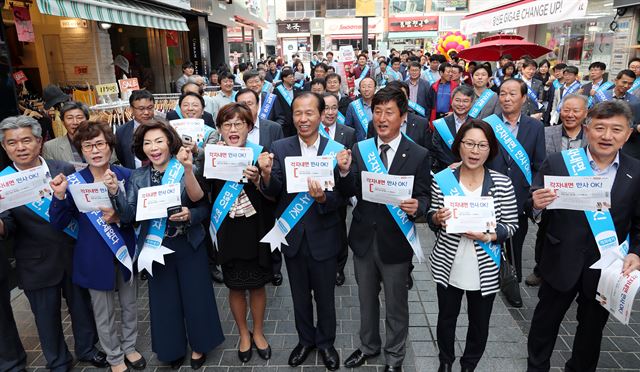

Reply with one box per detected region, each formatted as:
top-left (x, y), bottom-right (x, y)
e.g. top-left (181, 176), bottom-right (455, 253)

top-left (190, 353), bottom-right (207, 370)
top-left (272, 272), bottom-right (283, 286)
top-left (288, 343), bottom-right (315, 367)
top-left (238, 344), bottom-right (252, 363)
top-left (252, 333), bottom-right (272, 360)
top-left (336, 270), bottom-right (345, 286)
top-left (384, 365), bottom-right (402, 372)
top-left (438, 362), bottom-right (452, 372)
top-left (211, 266), bottom-right (224, 283)
top-left (80, 351), bottom-right (109, 368)
top-left (344, 349), bottom-right (380, 368)
top-left (169, 356), bottom-right (184, 369)
top-left (461, 366), bottom-right (475, 372)
top-left (318, 347), bottom-right (340, 371)
top-left (124, 354), bottom-right (147, 370)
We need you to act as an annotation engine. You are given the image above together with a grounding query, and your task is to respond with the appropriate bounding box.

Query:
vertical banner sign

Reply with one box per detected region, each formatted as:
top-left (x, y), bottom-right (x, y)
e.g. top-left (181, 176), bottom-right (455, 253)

top-left (355, 0), bottom-right (376, 17)
top-left (12, 7), bottom-right (35, 43)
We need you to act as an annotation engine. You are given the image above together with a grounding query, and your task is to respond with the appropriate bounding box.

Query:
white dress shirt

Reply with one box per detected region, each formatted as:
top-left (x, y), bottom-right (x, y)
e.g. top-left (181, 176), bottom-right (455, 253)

top-left (298, 134), bottom-right (321, 157)
top-left (248, 116), bottom-right (261, 145)
top-left (322, 122), bottom-right (337, 140)
top-left (377, 132), bottom-right (402, 167)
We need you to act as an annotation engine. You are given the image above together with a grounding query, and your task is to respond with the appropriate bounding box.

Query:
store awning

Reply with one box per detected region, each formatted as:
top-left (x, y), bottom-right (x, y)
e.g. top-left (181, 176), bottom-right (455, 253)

top-left (388, 31), bottom-right (438, 39)
top-left (36, 0), bottom-right (189, 31)
top-left (330, 34), bottom-right (376, 40)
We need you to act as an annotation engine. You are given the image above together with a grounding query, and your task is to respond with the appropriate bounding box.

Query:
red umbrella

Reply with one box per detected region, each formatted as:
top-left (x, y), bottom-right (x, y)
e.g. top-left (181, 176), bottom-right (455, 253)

top-left (457, 34), bottom-right (552, 61)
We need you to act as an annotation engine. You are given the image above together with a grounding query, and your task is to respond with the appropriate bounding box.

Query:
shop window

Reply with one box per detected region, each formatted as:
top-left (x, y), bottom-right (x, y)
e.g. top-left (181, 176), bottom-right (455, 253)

top-left (431, 0), bottom-right (467, 12)
top-left (326, 0), bottom-right (355, 17)
top-left (390, 0), bottom-right (425, 14)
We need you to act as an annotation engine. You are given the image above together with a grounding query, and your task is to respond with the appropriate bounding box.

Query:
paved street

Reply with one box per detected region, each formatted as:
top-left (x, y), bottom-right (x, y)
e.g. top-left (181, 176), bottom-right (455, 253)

top-left (9, 222), bottom-right (640, 371)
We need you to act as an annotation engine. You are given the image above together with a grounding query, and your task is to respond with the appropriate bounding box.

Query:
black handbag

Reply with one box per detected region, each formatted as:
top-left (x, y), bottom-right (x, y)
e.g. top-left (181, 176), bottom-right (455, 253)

top-left (499, 247), bottom-right (519, 294)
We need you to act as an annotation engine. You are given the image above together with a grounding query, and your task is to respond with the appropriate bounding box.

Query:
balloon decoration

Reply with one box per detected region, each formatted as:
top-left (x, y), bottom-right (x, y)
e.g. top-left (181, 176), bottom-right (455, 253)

top-left (437, 31), bottom-right (471, 60)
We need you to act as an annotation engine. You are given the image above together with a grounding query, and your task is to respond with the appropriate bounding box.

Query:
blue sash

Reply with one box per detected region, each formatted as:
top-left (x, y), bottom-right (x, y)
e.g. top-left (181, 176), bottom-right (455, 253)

top-left (274, 70), bottom-right (281, 82)
top-left (0, 166), bottom-right (78, 238)
top-left (260, 139), bottom-right (345, 251)
top-left (209, 141), bottom-right (263, 247)
top-left (484, 115), bottom-right (532, 185)
top-left (353, 99), bottom-right (370, 134)
top-left (337, 111), bottom-right (346, 125)
top-left (358, 138), bottom-right (423, 261)
top-left (294, 79), bottom-right (304, 89)
top-left (493, 75), bottom-right (501, 87)
top-left (138, 158), bottom-right (184, 275)
top-left (66, 172), bottom-right (133, 275)
top-left (433, 168), bottom-right (501, 267)
top-left (433, 118), bottom-right (455, 150)
top-left (556, 81), bottom-right (581, 112)
top-left (514, 73), bottom-right (521, 80)
top-left (628, 77), bottom-right (640, 95)
top-left (553, 79), bottom-right (561, 90)
top-left (408, 100), bottom-right (426, 117)
top-left (276, 84), bottom-right (293, 107)
top-left (359, 65), bottom-right (370, 80)
top-left (259, 92), bottom-right (277, 120)
top-left (319, 125), bottom-right (331, 140)
top-left (261, 80), bottom-right (273, 93)
top-left (469, 89), bottom-right (495, 118)
top-left (590, 81), bottom-right (614, 108)
top-left (388, 69), bottom-right (401, 81)
top-left (422, 69), bottom-right (435, 85)
top-left (526, 84), bottom-right (543, 109)
top-left (560, 148), bottom-right (628, 257)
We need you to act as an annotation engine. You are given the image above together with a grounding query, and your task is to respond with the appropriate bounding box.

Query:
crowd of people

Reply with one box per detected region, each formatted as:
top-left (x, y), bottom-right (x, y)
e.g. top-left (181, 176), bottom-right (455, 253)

top-left (1, 46), bottom-right (640, 372)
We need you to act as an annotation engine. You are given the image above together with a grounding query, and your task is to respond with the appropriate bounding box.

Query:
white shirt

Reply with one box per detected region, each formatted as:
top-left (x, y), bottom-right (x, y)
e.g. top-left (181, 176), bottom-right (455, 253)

top-left (248, 116), bottom-right (261, 145)
top-left (377, 132), bottom-right (402, 167)
top-left (322, 122), bottom-right (336, 140)
top-left (298, 134), bottom-right (321, 157)
top-left (448, 184), bottom-right (481, 291)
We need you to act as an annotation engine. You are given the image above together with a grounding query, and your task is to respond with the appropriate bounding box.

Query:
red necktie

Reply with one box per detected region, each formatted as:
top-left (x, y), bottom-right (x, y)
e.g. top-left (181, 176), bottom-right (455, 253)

top-left (324, 126), bottom-right (330, 135)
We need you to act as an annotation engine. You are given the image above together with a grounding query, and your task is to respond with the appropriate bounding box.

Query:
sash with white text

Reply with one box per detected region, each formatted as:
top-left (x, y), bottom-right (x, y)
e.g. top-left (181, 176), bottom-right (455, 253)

top-left (484, 115), bottom-right (532, 185)
top-left (259, 92), bottom-right (277, 120)
top-left (408, 100), bottom-right (426, 117)
top-left (276, 84), bottom-right (293, 107)
top-left (422, 69), bottom-right (435, 85)
top-left (628, 77), bottom-right (640, 95)
top-left (353, 99), bottom-right (370, 134)
top-left (469, 89), bottom-right (496, 119)
top-left (337, 111), bottom-right (346, 125)
top-left (591, 81), bottom-right (614, 107)
top-left (433, 118), bottom-right (455, 150)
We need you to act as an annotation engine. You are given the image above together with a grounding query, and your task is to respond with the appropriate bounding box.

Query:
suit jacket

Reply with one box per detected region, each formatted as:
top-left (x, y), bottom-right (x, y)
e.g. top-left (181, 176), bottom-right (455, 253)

top-left (115, 120), bottom-right (137, 169)
top-left (0, 160), bottom-right (76, 291)
top-left (42, 134), bottom-right (118, 164)
top-left (487, 115), bottom-right (546, 213)
top-left (259, 118), bottom-right (284, 151)
top-left (330, 124), bottom-right (357, 149)
top-left (525, 150), bottom-right (640, 294)
top-left (261, 136), bottom-right (346, 261)
top-left (407, 78), bottom-right (430, 114)
top-left (544, 125), bottom-right (588, 155)
top-left (345, 99), bottom-right (372, 142)
top-left (272, 83), bottom-right (301, 137)
top-left (344, 135), bottom-right (431, 264)
top-left (430, 114), bottom-right (460, 173)
top-left (366, 112), bottom-right (430, 151)
top-left (338, 95), bottom-right (353, 117)
top-left (522, 78), bottom-right (545, 116)
top-left (260, 91), bottom-right (286, 126)
top-left (165, 110), bottom-right (216, 128)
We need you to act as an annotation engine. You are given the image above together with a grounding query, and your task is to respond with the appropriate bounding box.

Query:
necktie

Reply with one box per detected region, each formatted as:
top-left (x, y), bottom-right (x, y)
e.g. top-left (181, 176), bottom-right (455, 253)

top-left (379, 143), bottom-right (391, 169)
top-left (324, 126), bottom-right (331, 136)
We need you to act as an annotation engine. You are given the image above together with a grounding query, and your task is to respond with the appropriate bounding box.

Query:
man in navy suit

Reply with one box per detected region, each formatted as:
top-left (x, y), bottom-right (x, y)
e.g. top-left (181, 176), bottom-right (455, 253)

top-left (259, 92), bottom-right (345, 370)
top-left (115, 90), bottom-right (156, 169)
top-left (526, 100), bottom-right (640, 372)
top-left (487, 79), bottom-right (546, 307)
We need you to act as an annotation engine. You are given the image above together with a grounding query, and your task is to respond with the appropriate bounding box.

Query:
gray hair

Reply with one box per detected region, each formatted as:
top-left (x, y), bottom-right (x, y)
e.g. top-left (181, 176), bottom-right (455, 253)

top-left (587, 100), bottom-right (634, 127)
top-left (562, 93), bottom-right (588, 109)
top-left (61, 101), bottom-right (90, 120)
top-left (452, 85), bottom-right (475, 99)
top-left (187, 75), bottom-right (204, 84)
top-left (0, 115), bottom-right (42, 142)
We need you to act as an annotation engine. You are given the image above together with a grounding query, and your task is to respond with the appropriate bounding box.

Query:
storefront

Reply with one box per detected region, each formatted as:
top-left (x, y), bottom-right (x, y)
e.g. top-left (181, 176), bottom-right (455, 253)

top-left (277, 19), bottom-right (311, 63)
top-left (388, 15), bottom-right (439, 51)
top-left (324, 17), bottom-right (383, 51)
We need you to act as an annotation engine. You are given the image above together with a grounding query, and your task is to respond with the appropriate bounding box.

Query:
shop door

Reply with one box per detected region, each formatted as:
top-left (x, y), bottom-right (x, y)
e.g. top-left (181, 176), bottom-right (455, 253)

top-left (42, 35), bottom-right (66, 84)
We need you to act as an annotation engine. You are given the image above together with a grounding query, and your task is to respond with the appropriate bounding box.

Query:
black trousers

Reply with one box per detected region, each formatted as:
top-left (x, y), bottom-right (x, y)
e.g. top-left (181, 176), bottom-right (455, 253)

top-left (527, 279), bottom-right (610, 372)
top-left (0, 274), bottom-right (26, 372)
top-left (436, 284), bottom-right (495, 369)
top-left (23, 272), bottom-right (98, 372)
top-left (284, 240), bottom-right (337, 349)
top-left (506, 214), bottom-right (529, 281)
top-left (532, 222), bottom-right (545, 276)
top-left (336, 205), bottom-right (349, 274)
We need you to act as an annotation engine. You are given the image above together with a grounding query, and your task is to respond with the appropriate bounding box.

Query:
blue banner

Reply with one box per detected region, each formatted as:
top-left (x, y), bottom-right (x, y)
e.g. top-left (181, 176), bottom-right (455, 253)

top-left (259, 92), bottom-right (277, 120)
top-left (469, 89), bottom-right (495, 119)
top-left (484, 115), bottom-right (532, 185)
top-left (261, 80), bottom-right (273, 93)
top-left (353, 99), bottom-right (370, 134)
top-left (433, 118), bottom-right (455, 150)
top-left (589, 81), bottom-right (614, 108)
top-left (408, 100), bottom-right (426, 117)
top-left (276, 84), bottom-right (293, 107)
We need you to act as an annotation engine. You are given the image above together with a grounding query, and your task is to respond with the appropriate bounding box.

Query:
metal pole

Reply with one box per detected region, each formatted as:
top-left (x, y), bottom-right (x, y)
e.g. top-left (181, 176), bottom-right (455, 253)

top-left (362, 17), bottom-right (368, 52)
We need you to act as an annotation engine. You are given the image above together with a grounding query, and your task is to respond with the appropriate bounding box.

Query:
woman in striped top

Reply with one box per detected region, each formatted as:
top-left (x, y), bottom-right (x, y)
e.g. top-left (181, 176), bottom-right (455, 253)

top-left (428, 119), bottom-right (519, 372)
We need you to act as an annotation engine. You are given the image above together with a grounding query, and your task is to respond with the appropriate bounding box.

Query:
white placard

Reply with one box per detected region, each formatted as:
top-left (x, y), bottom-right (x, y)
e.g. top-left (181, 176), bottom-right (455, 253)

top-left (203, 144), bottom-right (253, 182)
top-left (0, 166), bottom-right (49, 213)
top-left (595, 255), bottom-right (640, 325)
top-left (285, 156), bottom-right (335, 194)
top-left (443, 196), bottom-right (496, 234)
top-left (361, 171), bottom-right (414, 206)
top-left (135, 183), bottom-right (181, 221)
top-left (68, 182), bottom-right (112, 213)
top-left (169, 118), bottom-right (206, 144)
top-left (545, 176), bottom-right (611, 211)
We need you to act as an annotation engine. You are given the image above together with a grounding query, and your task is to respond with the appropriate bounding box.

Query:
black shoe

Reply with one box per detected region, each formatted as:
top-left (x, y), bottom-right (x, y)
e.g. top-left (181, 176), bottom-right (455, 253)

top-left (211, 267), bottom-right (224, 283)
top-left (124, 354), bottom-right (147, 370)
top-left (344, 349), bottom-right (380, 368)
top-left (272, 272), bottom-right (283, 286)
top-left (407, 274), bottom-right (414, 290)
top-left (80, 351), bottom-right (109, 368)
top-left (288, 343), bottom-right (315, 367)
top-left (251, 333), bottom-right (272, 360)
top-left (169, 356), bottom-right (184, 369)
top-left (336, 271), bottom-right (345, 286)
top-left (438, 362), bottom-right (452, 372)
top-left (384, 365), bottom-right (402, 372)
top-left (318, 347), bottom-right (339, 371)
top-left (190, 353), bottom-right (206, 370)
top-left (461, 366), bottom-right (475, 372)
top-left (502, 284), bottom-right (523, 308)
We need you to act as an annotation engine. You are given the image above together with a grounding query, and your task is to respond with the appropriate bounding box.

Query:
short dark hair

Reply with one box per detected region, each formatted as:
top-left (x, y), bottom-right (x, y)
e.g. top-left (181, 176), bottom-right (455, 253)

top-left (372, 86), bottom-right (408, 116)
top-left (452, 65), bottom-right (464, 73)
top-left (588, 100), bottom-right (633, 127)
top-left (439, 63), bottom-right (453, 73)
top-left (451, 119), bottom-right (499, 162)
top-left (216, 102), bottom-right (255, 131)
top-left (617, 69), bottom-right (636, 80)
top-left (563, 66), bottom-right (579, 75)
top-left (238, 62), bottom-right (248, 72)
top-left (379, 59), bottom-right (388, 66)
top-left (473, 64), bottom-right (492, 76)
top-left (219, 71), bottom-right (235, 82)
top-left (391, 57), bottom-right (401, 65)
top-left (72, 121), bottom-right (116, 154)
top-left (311, 78), bottom-right (326, 89)
top-left (539, 59), bottom-right (551, 69)
top-left (522, 59), bottom-right (538, 69)
top-left (628, 57), bottom-right (640, 66)
top-left (321, 92), bottom-right (339, 105)
top-left (386, 80), bottom-right (409, 96)
top-left (129, 90), bottom-right (155, 106)
top-left (132, 120), bottom-right (183, 161)
top-left (182, 61), bottom-right (194, 70)
top-left (552, 63), bottom-right (567, 72)
top-left (235, 88), bottom-right (259, 104)
top-left (60, 102), bottom-right (90, 120)
top-left (408, 61), bottom-right (421, 70)
top-left (292, 91), bottom-right (325, 113)
top-left (357, 53), bottom-right (368, 60)
top-left (500, 78), bottom-right (528, 97)
top-left (589, 62), bottom-right (606, 71)
top-left (500, 54), bottom-right (512, 61)
top-left (281, 68), bottom-right (294, 78)
top-left (178, 92), bottom-right (205, 109)
top-left (325, 72), bottom-right (341, 83)
top-left (502, 62), bottom-right (515, 75)
top-left (243, 70), bottom-right (261, 83)
top-left (452, 85), bottom-right (474, 99)
top-left (314, 63), bottom-right (328, 72)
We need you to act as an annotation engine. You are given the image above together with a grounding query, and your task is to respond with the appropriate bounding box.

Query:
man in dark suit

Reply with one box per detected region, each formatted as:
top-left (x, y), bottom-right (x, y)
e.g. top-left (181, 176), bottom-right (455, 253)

top-left (243, 69), bottom-right (285, 126)
top-left (525, 100), bottom-right (640, 372)
top-left (321, 92), bottom-right (357, 287)
top-left (0, 116), bottom-right (107, 371)
top-left (115, 89), bottom-right (156, 169)
top-left (272, 68), bottom-right (300, 137)
top-left (325, 73), bottom-right (352, 117)
top-left (259, 92), bottom-right (345, 370)
top-left (487, 79), bottom-right (546, 307)
top-left (520, 59), bottom-right (545, 119)
top-left (0, 246), bottom-right (26, 372)
top-left (406, 61), bottom-right (430, 115)
top-left (341, 87), bottom-right (431, 372)
top-left (578, 62), bottom-right (608, 104)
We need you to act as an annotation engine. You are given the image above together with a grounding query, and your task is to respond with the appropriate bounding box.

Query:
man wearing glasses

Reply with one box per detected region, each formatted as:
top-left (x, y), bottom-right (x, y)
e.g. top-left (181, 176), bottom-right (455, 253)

top-left (115, 90), bottom-right (156, 169)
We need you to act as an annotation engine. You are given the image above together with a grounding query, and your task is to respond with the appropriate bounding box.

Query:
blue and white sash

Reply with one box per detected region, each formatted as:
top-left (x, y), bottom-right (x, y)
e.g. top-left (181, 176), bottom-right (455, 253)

top-left (261, 80), bottom-right (273, 93)
top-left (422, 69), bottom-right (436, 85)
top-left (590, 81), bottom-right (614, 107)
top-left (353, 99), bottom-right (370, 134)
top-left (433, 168), bottom-right (501, 267)
top-left (493, 75), bottom-right (501, 87)
top-left (66, 172), bottom-right (133, 275)
top-left (358, 138), bottom-right (423, 261)
top-left (209, 141), bottom-right (263, 247)
top-left (433, 118), bottom-right (455, 149)
top-left (552, 79), bottom-right (561, 90)
top-left (274, 70), bottom-right (281, 82)
top-left (514, 73), bottom-right (522, 80)
top-left (560, 148), bottom-right (628, 257)
top-left (260, 139), bottom-right (345, 251)
top-left (526, 84), bottom-right (543, 110)
top-left (0, 166), bottom-right (78, 238)
top-left (318, 125), bottom-right (331, 140)
top-left (259, 92), bottom-right (277, 120)
top-left (358, 65), bottom-right (370, 80)
top-left (556, 81), bottom-right (582, 112)
top-left (294, 79), bottom-right (304, 89)
top-left (337, 111), bottom-right (346, 125)
top-left (138, 158), bottom-right (184, 275)
top-left (388, 69), bottom-right (402, 81)
top-left (484, 115), bottom-right (532, 185)
top-left (276, 84), bottom-right (293, 107)
top-left (628, 77), bottom-right (640, 95)
top-left (469, 89), bottom-right (496, 118)
top-left (408, 100), bottom-right (426, 117)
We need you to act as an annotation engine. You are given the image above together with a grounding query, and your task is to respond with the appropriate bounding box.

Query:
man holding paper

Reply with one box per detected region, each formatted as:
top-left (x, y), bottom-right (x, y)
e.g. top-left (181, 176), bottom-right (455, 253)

top-left (340, 87), bottom-right (431, 372)
top-left (525, 101), bottom-right (640, 372)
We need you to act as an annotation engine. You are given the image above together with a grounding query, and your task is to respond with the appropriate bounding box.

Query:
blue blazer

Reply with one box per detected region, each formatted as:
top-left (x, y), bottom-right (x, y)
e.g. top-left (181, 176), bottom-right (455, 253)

top-left (115, 120), bottom-right (136, 169)
top-left (261, 135), bottom-right (346, 261)
top-left (49, 165), bottom-right (137, 291)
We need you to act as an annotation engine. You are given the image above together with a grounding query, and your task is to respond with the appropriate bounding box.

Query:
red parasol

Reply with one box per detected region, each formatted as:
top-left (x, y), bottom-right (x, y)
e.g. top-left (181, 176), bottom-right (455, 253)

top-left (457, 34), bottom-right (552, 61)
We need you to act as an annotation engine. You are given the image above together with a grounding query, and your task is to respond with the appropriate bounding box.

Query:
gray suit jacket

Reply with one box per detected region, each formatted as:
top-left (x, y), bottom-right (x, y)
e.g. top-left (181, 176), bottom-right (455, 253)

top-left (259, 118), bottom-right (284, 151)
top-left (42, 135), bottom-right (118, 164)
top-left (544, 124), bottom-right (588, 155)
top-left (333, 124), bottom-right (357, 149)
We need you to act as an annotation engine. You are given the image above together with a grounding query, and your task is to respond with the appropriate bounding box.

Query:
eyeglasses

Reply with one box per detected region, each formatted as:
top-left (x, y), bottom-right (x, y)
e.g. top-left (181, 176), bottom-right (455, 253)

top-left (81, 141), bottom-right (109, 151)
top-left (221, 121), bottom-right (247, 130)
top-left (460, 140), bottom-right (490, 151)
top-left (133, 105), bottom-right (154, 112)
top-left (324, 106), bottom-right (339, 112)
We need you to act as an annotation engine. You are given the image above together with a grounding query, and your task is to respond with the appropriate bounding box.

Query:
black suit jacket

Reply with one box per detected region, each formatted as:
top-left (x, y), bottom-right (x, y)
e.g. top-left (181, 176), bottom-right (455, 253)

top-left (259, 118), bottom-right (284, 151)
top-left (165, 110), bottom-right (216, 128)
top-left (261, 136), bottom-right (346, 261)
top-left (338, 95), bottom-right (353, 117)
top-left (431, 114), bottom-right (460, 173)
top-left (260, 91), bottom-right (286, 127)
top-left (115, 120), bottom-right (136, 169)
top-left (344, 136), bottom-right (431, 264)
top-left (525, 150), bottom-right (640, 295)
top-left (0, 160), bottom-right (76, 291)
top-left (332, 124), bottom-right (357, 149)
top-left (366, 112), bottom-right (430, 149)
top-left (522, 78), bottom-right (545, 116)
top-left (272, 83), bottom-right (301, 137)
